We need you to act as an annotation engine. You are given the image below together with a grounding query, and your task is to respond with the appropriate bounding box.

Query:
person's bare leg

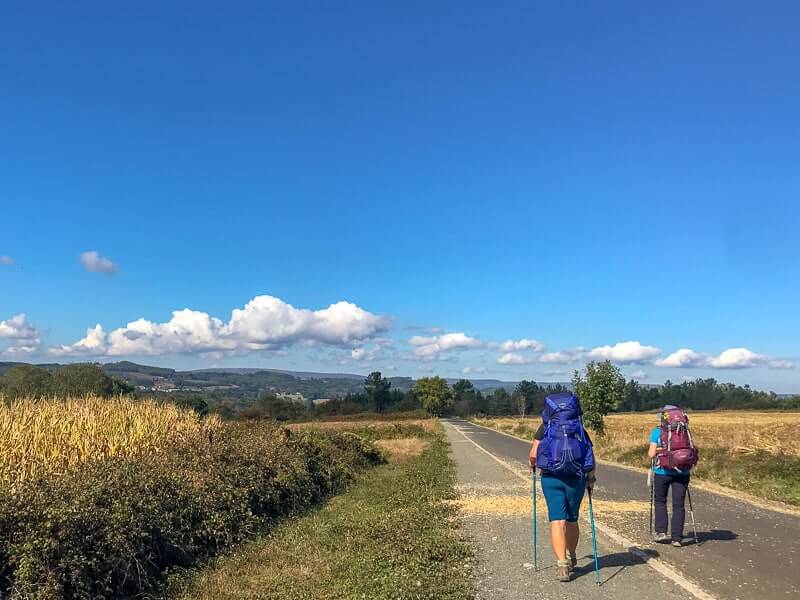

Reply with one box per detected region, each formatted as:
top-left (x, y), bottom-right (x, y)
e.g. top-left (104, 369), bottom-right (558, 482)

top-left (566, 521), bottom-right (579, 554)
top-left (550, 520), bottom-right (567, 560)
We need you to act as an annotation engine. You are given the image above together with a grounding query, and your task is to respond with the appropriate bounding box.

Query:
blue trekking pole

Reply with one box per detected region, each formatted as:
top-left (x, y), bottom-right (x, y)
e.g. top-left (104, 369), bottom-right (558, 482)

top-left (531, 469), bottom-right (538, 570)
top-left (587, 488), bottom-right (600, 585)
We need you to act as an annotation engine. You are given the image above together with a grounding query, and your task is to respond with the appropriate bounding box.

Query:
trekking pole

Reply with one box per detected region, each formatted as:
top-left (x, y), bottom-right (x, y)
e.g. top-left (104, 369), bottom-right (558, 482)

top-left (587, 488), bottom-right (600, 585)
top-left (648, 458), bottom-right (655, 536)
top-left (531, 469), bottom-right (538, 570)
top-left (686, 487), bottom-right (699, 545)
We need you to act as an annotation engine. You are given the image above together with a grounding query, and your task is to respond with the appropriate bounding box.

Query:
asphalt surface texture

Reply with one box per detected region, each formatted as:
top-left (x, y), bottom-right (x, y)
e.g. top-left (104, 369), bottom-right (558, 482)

top-left (443, 419), bottom-right (799, 600)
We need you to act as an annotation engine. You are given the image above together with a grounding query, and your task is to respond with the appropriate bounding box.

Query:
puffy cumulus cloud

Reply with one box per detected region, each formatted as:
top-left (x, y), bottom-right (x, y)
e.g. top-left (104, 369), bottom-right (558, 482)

top-left (49, 325), bottom-right (108, 356)
top-left (537, 349), bottom-right (585, 364)
top-left (496, 338), bottom-right (545, 352)
top-left (655, 348), bottom-right (707, 368)
top-left (656, 347), bottom-right (793, 370)
top-left (587, 341), bottom-right (661, 364)
top-left (0, 314), bottom-right (41, 357)
top-left (80, 251), bottom-right (119, 274)
top-left (409, 332), bottom-right (481, 358)
top-left (709, 347), bottom-right (793, 370)
top-left (51, 295), bottom-right (390, 357)
top-left (497, 352), bottom-right (535, 365)
top-left (0, 314), bottom-right (39, 341)
top-left (1, 255), bottom-right (13, 265)
top-left (351, 345), bottom-right (383, 361)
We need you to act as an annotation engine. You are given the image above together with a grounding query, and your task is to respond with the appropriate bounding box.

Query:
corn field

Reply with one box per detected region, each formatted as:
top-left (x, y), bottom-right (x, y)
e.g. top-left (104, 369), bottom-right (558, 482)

top-left (0, 395), bottom-right (221, 487)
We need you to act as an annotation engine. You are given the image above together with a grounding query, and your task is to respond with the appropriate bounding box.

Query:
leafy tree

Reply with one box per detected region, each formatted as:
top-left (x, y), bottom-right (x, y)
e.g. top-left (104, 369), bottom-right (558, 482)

top-left (414, 376), bottom-right (453, 416)
top-left (513, 380), bottom-right (539, 417)
top-left (363, 371), bottom-right (391, 413)
top-left (110, 377), bottom-right (135, 396)
top-left (174, 395), bottom-right (209, 417)
top-left (0, 365), bottom-right (53, 398)
top-left (573, 360), bottom-right (625, 434)
top-left (489, 387), bottom-right (514, 415)
top-left (51, 363), bottom-right (114, 397)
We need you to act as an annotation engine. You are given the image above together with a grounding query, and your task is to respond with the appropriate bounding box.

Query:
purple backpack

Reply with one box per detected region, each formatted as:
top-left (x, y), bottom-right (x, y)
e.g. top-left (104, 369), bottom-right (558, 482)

top-left (535, 393), bottom-right (595, 476)
top-left (657, 406), bottom-right (699, 470)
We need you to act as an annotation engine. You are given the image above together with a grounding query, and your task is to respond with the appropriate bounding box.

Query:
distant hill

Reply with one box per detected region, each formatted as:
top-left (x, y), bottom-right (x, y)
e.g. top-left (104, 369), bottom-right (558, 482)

top-left (1, 360), bottom-right (568, 401)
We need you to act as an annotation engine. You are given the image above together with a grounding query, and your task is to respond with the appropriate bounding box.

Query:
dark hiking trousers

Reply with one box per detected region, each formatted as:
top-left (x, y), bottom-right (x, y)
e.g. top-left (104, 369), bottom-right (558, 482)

top-left (654, 472), bottom-right (690, 541)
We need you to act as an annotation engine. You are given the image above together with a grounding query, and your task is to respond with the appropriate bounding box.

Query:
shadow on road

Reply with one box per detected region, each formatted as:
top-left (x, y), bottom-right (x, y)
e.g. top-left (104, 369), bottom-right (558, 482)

top-left (696, 529), bottom-right (738, 543)
top-left (573, 548), bottom-right (660, 585)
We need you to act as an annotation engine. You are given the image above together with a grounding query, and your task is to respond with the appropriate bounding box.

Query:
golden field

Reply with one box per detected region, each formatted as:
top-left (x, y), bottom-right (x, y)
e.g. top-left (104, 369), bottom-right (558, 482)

top-left (0, 394), bottom-right (221, 487)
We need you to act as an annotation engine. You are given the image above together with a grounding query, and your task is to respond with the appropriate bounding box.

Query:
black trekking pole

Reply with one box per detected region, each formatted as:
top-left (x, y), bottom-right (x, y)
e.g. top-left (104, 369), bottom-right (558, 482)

top-left (686, 487), bottom-right (699, 545)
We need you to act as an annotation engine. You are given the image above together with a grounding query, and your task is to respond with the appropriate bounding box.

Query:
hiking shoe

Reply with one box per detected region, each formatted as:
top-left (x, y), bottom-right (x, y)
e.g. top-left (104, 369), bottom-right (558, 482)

top-left (671, 539), bottom-right (683, 547)
top-left (556, 559), bottom-right (572, 582)
top-left (654, 532), bottom-right (670, 543)
top-left (568, 551), bottom-right (578, 570)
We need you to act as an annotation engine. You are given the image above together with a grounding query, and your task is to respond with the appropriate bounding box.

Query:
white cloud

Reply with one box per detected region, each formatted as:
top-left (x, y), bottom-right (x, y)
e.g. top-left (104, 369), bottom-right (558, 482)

top-left (0, 314), bottom-right (39, 341)
top-left (497, 352), bottom-right (535, 365)
top-left (709, 347), bottom-right (793, 370)
top-left (538, 349), bottom-right (585, 364)
top-left (630, 369), bottom-right (648, 380)
top-left (351, 345), bottom-right (383, 361)
top-left (462, 366), bottom-right (487, 375)
top-left (587, 341), bottom-right (661, 364)
top-left (655, 348), bottom-right (707, 368)
top-left (80, 251), bottom-right (119, 274)
top-left (0, 314), bottom-right (41, 357)
top-left (0, 256), bottom-right (13, 266)
top-left (50, 295), bottom-right (390, 357)
top-left (656, 347), bottom-right (793, 370)
top-left (49, 325), bottom-right (108, 356)
top-left (496, 338), bottom-right (545, 352)
top-left (409, 332), bottom-right (481, 358)
top-left (543, 369), bottom-right (569, 377)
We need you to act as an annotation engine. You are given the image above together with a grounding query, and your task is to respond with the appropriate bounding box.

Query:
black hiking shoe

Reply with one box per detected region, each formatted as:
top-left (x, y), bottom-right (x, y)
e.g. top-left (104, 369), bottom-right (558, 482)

top-left (654, 532), bottom-right (670, 543)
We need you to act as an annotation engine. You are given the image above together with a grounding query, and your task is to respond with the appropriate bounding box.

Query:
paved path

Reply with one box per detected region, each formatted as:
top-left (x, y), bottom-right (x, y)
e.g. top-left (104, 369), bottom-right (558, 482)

top-left (444, 419), bottom-right (799, 600)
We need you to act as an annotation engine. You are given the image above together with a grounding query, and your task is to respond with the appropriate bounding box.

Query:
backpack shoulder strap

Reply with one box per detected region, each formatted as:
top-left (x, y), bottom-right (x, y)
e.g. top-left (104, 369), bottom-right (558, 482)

top-left (545, 397), bottom-right (561, 413)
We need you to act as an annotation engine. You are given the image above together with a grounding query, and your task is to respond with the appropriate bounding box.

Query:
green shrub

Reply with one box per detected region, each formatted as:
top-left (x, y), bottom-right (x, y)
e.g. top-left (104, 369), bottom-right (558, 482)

top-left (0, 423), bottom-right (383, 599)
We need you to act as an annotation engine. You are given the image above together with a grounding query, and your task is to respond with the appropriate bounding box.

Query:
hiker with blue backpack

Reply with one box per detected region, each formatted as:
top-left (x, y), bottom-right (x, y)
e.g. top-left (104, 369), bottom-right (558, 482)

top-left (528, 393), bottom-right (597, 583)
top-left (648, 405), bottom-right (699, 547)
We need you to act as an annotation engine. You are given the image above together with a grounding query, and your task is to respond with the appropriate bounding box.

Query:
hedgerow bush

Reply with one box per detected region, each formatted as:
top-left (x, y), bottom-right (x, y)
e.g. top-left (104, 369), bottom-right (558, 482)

top-left (0, 423), bottom-right (383, 599)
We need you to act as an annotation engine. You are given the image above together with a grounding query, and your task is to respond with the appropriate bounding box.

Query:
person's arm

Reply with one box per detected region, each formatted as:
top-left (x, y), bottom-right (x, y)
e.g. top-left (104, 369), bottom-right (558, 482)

top-left (529, 424), bottom-right (544, 471)
top-left (647, 428), bottom-right (662, 459)
top-left (529, 439), bottom-right (539, 471)
top-left (647, 442), bottom-right (660, 459)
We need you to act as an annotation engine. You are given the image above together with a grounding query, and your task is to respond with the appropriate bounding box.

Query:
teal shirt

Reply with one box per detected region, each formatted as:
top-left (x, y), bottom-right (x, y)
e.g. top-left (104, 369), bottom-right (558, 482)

top-left (649, 427), bottom-right (691, 475)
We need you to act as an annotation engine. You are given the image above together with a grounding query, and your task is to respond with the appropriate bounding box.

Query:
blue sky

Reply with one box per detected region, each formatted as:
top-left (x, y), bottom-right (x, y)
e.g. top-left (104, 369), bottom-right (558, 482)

top-left (1, 2), bottom-right (799, 391)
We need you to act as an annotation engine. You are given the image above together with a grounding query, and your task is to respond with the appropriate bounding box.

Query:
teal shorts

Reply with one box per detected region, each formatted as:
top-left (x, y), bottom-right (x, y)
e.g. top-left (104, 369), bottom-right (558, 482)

top-left (540, 473), bottom-right (586, 522)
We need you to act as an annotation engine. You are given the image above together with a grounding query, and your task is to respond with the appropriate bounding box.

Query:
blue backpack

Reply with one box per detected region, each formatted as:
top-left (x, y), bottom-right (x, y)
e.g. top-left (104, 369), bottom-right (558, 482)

top-left (535, 392), bottom-right (595, 476)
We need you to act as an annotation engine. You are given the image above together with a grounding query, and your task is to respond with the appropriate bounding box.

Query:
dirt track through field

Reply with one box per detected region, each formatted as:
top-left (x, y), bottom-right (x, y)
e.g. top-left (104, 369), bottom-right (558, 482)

top-left (443, 419), bottom-right (800, 600)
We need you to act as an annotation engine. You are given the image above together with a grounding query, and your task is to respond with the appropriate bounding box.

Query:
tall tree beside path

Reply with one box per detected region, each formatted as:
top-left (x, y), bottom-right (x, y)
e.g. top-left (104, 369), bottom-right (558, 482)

top-left (363, 371), bottom-right (391, 413)
top-left (513, 380), bottom-right (539, 417)
top-left (573, 360), bottom-right (625, 435)
top-left (414, 376), bottom-right (453, 416)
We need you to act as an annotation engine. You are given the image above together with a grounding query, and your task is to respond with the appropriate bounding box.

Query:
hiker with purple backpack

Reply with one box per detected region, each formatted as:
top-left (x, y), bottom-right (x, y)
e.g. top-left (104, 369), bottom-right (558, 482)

top-left (528, 393), bottom-right (598, 583)
top-left (648, 405), bottom-right (699, 547)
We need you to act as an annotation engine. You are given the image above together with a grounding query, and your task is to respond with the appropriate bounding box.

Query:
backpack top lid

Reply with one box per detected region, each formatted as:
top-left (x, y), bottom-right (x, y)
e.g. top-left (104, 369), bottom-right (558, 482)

top-left (541, 392), bottom-right (582, 423)
top-left (659, 405), bottom-right (689, 426)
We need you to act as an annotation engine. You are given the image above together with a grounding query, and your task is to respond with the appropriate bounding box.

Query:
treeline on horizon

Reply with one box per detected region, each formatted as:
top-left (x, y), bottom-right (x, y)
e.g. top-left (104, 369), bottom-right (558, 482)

top-left (1, 362), bottom-right (798, 420)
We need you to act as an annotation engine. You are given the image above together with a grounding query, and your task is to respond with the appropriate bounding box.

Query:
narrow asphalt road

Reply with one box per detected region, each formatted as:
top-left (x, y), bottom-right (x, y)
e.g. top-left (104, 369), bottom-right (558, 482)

top-left (444, 418), bottom-right (799, 600)
top-left (444, 420), bottom-right (697, 600)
